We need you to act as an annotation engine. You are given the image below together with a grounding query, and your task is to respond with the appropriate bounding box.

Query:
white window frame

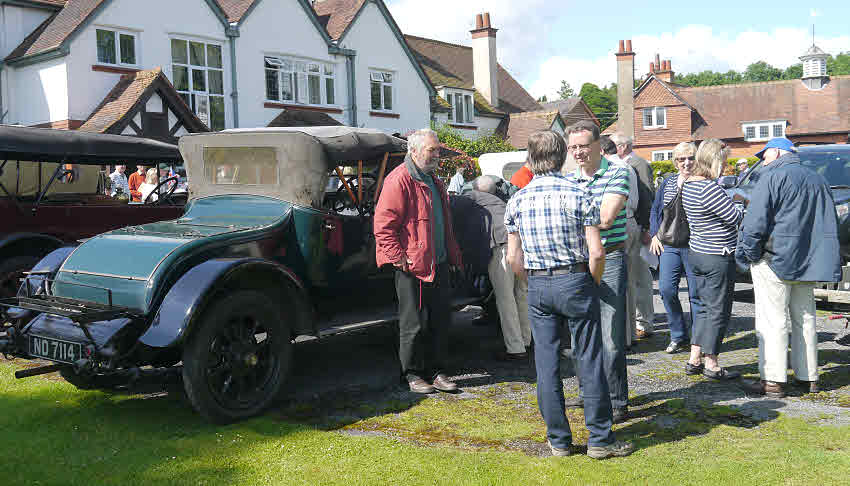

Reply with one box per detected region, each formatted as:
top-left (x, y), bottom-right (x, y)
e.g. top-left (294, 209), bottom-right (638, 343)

top-left (171, 37), bottom-right (225, 131)
top-left (742, 120), bottom-right (785, 142)
top-left (95, 27), bottom-right (139, 67)
top-left (442, 88), bottom-right (475, 125)
top-left (370, 70), bottom-right (395, 112)
top-left (265, 56), bottom-right (336, 107)
top-left (642, 106), bottom-right (666, 129)
top-left (652, 150), bottom-right (674, 162)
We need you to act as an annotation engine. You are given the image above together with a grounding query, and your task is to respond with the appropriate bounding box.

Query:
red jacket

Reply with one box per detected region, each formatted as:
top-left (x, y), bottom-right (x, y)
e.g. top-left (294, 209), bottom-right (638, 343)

top-left (374, 159), bottom-right (462, 282)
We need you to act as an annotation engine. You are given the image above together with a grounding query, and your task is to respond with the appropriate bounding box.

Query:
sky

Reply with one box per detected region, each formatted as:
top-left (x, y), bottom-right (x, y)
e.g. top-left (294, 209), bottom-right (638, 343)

top-left (385, 0), bottom-right (850, 100)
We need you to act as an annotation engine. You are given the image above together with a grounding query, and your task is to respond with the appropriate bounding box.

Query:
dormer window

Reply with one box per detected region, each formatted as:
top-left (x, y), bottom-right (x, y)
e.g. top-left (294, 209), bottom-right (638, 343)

top-left (96, 28), bottom-right (138, 67)
top-left (443, 88), bottom-right (474, 124)
top-left (743, 121), bottom-right (785, 142)
top-left (642, 107), bottom-right (666, 129)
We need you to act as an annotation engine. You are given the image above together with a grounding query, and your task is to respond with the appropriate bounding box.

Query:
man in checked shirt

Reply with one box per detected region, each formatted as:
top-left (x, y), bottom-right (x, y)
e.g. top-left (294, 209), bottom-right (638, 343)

top-left (505, 130), bottom-right (634, 459)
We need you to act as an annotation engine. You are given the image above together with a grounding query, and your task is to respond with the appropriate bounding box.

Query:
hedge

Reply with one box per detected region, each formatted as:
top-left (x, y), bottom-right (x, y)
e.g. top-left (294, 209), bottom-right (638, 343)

top-left (650, 156), bottom-right (759, 178)
top-left (432, 123), bottom-right (513, 181)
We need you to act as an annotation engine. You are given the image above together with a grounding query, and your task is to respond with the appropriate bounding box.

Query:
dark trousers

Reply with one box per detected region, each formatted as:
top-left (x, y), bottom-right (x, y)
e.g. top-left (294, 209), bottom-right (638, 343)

top-left (395, 263), bottom-right (451, 379)
top-left (658, 246), bottom-right (698, 343)
top-left (528, 271), bottom-right (615, 448)
top-left (572, 249), bottom-right (628, 410)
top-left (688, 251), bottom-right (736, 355)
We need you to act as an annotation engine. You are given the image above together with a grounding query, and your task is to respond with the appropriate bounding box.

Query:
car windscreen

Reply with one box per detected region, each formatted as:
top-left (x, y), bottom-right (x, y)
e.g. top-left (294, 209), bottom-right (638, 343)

top-left (738, 151), bottom-right (850, 189)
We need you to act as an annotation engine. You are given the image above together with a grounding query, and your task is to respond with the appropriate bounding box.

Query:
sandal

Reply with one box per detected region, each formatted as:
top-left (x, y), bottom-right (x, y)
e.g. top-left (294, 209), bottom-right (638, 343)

top-left (703, 367), bottom-right (740, 380)
top-left (685, 362), bottom-right (704, 375)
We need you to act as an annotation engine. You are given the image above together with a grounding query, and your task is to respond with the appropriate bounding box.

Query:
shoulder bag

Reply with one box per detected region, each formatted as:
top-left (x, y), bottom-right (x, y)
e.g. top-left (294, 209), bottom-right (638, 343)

top-left (657, 179), bottom-right (690, 248)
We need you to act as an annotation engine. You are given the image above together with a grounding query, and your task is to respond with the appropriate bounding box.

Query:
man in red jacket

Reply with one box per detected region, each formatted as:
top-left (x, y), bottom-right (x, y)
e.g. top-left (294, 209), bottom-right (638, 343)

top-left (374, 128), bottom-right (463, 394)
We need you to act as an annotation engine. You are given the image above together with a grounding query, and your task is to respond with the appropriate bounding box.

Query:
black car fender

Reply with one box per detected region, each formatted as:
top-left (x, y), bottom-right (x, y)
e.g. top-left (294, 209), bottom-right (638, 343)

top-left (139, 258), bottom-right (311, 349)
top-left (0, 232), bottom-right (64, 262)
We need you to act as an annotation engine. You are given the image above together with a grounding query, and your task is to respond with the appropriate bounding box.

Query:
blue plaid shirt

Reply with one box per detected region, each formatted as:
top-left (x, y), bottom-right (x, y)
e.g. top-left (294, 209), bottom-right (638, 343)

top-left (504, 173), bottom-right (601, 270)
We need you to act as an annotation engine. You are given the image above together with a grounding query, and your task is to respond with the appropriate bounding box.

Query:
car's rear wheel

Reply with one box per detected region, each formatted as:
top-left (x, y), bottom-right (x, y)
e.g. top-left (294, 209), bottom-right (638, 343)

top-left (0, 255), bottom-right (40, 299)
top-left (182, 290), bottom-right (291, 424)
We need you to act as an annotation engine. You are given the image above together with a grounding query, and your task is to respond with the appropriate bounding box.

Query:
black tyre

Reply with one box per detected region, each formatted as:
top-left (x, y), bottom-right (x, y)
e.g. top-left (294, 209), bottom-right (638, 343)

top-left (182, 290), bottom-right (291, 424)
top-left (0, 255), bottom-right (41, 300)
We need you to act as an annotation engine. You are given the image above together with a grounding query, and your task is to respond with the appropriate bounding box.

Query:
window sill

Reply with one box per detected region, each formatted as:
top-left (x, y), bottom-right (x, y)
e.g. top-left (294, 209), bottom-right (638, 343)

top-left (263, 102), bottom-right (343, 114)
top-left (92, 64), bottom-right (141, 75)
top-left (369, 111), bottom-right (400, 119)
top-left (449, 123), bottom-right (478, 130)
top-left (641, 126), bottom-right (668, 131)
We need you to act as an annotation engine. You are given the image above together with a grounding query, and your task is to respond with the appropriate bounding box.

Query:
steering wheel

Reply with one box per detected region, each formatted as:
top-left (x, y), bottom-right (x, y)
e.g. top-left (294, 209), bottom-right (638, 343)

top-left (144, 176), bottom-right (180, 205)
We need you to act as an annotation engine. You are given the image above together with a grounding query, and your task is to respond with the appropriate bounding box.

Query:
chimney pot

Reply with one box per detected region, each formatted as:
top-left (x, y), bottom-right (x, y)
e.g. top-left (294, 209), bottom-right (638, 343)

top-left (475, 14), bottom-right (483, 29)
top-left (655, 53), bottom-right (661, 67)
top-left (625, 39), bottom-right (632, 52)
top-left (483, 12), bottom-right (491, 28)
top-left (618, 40), bottom-right (625, 53)
top-left (667, 60), bottom-right (672, 70)
top-left (650, 62), bottom-right (655, 73)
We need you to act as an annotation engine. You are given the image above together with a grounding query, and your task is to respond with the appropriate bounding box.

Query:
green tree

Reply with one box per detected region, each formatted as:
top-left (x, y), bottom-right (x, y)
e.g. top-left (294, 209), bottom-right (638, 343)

top-left (579, 82), bottom-right (617, 130)
top-left (536, 94), bottom-right (548, 103)
top-left (743, 61), bottom-right (783, 82)
top-left (827, 52), bottom-right (850, 75)
top-left (782, 63), bottom-right (803, 79)
top-left (557, 80), bottom-right (575, 99)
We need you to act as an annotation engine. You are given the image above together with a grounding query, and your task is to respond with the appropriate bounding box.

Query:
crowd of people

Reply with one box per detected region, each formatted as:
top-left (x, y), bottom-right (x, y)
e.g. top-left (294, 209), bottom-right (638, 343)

top-left (373, 125), bottom-right (843, 459)
top-left (108, 164), bottom-right (178, 202)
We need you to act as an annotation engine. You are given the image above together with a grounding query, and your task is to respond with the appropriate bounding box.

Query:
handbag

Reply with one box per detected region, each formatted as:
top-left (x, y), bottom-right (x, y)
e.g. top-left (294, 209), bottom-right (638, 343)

top-left (657, 179), bottom-right (690, 248)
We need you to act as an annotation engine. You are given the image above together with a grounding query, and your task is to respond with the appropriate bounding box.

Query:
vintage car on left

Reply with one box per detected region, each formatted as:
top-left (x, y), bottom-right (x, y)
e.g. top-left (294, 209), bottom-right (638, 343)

top-left (0, 127), bottom-right (488, 424)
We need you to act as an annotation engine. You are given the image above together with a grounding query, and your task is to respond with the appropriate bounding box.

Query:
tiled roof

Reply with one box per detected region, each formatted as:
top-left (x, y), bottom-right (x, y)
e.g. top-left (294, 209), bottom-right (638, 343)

top-left (215, 0), bottom-right (259, 22)
top-left (5, 0), bottom-right (106, 61)
top-left (404, 35), bottom-right (541, 116)
top-left (541, 99), bottom-right (580, 115)
top-left (27, 0), bottom-right (67, 6)
top-left (676, 76), bottom-right (850, 140)
top-left (313, 0), bottom-right (365, 40)
top-left (78, 68), bottom-right (165, 133)
top-left (5, 0), bottom-right (253, 62)
top-left (505, 111), bottom-right (559, 149)
top-left (267, 108), bottom-right (343, 127)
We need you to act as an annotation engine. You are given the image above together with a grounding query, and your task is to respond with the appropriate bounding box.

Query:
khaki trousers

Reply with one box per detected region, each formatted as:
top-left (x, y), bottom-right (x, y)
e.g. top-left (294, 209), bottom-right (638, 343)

top-left (625, 219), bottom-right (655, 345)
top-left (751, 259), bottom-right (818, 383)
top-left (488, 244), bottom-right (531, 354)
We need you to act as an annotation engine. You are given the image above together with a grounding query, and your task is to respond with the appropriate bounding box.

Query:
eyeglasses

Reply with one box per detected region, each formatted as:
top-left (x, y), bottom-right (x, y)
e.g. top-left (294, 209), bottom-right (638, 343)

top-left (567, 143), bottom-right (592, 152)
top-left (674, 156), bottom-right (696, 162)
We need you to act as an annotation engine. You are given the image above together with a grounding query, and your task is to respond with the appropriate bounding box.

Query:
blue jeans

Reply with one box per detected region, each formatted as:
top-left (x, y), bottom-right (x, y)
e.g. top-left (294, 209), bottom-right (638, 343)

top-left (658, 246), bottom-right (698, 343)
top-left (573, 249), bottom-right (628, 410)
top-left (528, 271), bottom-right (615, 448)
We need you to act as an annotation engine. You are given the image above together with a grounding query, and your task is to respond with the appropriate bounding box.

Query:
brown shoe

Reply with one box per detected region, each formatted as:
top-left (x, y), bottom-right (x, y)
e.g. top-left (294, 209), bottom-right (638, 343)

top-left (741, 379), bottom-right (785, 398)
top-left (407, 376), bottom-right (435, 394)
top-left (793, 378), bottom-right (819, 394)
top-left (432, 374), bottom-right (458, 392)
top-left (635, 329), bottom-right (651, 339)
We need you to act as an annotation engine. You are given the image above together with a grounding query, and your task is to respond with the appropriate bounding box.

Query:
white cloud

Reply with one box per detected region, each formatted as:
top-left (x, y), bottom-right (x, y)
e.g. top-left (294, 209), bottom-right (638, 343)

top-left (385, 0), bottom-right (559, 86)
top-left (530, 26), bottom-right (850, 100)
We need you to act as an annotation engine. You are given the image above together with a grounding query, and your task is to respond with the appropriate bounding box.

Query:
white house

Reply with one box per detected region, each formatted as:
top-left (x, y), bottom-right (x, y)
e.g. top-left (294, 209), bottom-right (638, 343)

top-left (0, 0), bottom-right (434, 137)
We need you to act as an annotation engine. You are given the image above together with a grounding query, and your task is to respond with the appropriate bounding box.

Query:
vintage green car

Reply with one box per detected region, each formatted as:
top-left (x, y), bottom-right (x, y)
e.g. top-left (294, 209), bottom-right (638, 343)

top-left (0, 127), bottom-right (482, 423)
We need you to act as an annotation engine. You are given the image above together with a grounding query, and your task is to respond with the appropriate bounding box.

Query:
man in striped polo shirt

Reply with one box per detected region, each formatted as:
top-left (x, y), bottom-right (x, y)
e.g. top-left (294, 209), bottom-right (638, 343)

top-left (564, 120), bottom-right (631, 423)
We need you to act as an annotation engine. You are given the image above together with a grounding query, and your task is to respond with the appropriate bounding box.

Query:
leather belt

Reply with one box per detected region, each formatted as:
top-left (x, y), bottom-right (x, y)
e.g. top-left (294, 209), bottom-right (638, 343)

top-left (604, 242), bottom-right (625, 254)
top-left (528, 262), bottom-right (588, 276)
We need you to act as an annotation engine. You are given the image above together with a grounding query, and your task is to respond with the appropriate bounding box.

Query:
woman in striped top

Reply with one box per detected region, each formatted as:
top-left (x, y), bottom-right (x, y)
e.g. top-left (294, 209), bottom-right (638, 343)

top-left (681, 139), bottom-right (743, 380)
top-left (649, 142), bottom-right (699, 354)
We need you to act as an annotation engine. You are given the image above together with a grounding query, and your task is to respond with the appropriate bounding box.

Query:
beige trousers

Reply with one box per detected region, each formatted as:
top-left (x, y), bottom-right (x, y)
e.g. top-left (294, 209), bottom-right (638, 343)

top-left (625, 219), bottom-right (655, 346)
top-left (488, 244), bottom-right (531, 354)
top-left (751, 259), bottom-right (818, 383)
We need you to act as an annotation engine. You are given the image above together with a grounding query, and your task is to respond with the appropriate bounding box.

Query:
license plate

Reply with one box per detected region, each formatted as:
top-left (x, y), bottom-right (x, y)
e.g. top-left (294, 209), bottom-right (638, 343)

top-left (29, 335), bottom-right (82, 364)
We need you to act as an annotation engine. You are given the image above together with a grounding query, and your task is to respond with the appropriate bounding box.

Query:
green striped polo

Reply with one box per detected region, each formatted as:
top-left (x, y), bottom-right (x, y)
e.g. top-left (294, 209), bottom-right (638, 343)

top-left (568, 157), bottom-right (630, 246)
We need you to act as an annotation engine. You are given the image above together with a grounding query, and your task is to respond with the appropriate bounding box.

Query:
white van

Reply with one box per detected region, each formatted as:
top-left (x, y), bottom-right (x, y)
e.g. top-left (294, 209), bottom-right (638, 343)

top-left (478, 151), bottom-right (528, 181)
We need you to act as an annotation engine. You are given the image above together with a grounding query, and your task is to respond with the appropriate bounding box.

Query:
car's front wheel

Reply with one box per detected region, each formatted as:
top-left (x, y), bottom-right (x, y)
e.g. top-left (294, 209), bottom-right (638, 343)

top-left (182, 290), bottom-right (291, 424)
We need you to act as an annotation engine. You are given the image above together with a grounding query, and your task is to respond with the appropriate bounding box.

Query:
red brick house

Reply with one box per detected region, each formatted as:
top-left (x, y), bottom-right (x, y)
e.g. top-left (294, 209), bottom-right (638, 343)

top-left (606, 41), bottom-right (850, 161)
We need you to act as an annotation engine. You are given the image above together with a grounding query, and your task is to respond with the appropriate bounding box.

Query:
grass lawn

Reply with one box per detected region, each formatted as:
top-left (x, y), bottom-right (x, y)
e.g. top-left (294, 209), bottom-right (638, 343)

top-left (2, 360), bottom-right (850, 486)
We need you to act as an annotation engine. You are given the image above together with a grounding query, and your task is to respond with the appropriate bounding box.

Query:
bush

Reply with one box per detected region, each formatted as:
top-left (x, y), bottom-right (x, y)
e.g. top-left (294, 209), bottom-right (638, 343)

top-left (650, 156), bottom-right (759, 178)
top-left (432, 123), bottom-right (512, 182)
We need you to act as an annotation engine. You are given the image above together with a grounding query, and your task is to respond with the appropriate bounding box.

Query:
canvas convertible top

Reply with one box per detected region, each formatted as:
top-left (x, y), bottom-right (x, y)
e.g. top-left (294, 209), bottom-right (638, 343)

top-left (208, 127), bottom-right (409, 164)
top-left (0, 125), bottom-right (182, 164)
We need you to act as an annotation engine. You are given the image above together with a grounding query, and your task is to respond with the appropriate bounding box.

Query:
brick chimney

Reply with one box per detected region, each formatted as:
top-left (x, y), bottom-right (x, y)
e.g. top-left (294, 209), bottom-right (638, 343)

top-left (615, 39), bottom-right (635, 139)
top-left (470, 12), bottom-right (499, 108)
top-left (651, 55), bottom-right (675, 83)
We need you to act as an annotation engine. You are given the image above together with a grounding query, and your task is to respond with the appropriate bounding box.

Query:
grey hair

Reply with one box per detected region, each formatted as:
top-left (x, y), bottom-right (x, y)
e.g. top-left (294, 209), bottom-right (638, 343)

top-left (610, 133), bottom-right (633, 148)
top-left (565, 120), bottom-right (600, 142)
top-left (473, 175), bottom-right (498, 194)
top-left (672, 141), bottom-right (696, 160)
top-left (407, 128), bottom-right (438, 152)
top-left (694, 138), bottom-right (728, 178)
top-left (526, 130), bottom-right (567, 175)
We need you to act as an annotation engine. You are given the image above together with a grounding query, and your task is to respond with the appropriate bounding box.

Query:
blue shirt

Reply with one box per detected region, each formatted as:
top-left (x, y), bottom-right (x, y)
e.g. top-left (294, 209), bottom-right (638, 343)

top-left (567, 157), bottom-right (630, 246)
top-left (109, 171), bottom-right (129, 197)
top-left (424, 174), bottom-right (447, 264)
top-left (681, 179), bottom-right (743, 255)
top-left (504, 174), bottom-right (600, 270)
